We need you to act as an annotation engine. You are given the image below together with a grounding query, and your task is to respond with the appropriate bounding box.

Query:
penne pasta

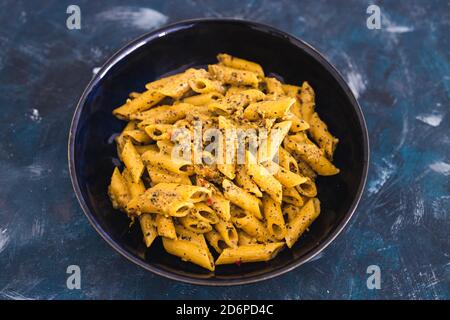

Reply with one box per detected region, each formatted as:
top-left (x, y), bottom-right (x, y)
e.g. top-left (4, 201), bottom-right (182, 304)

top-left (262, 195), bottom-right (286, 240)
top-left (222, 179), bottom-right (263, 220)
top-left (214, 218), bottom-right (239, 248)
top-left (209, 64), bottom-right (259, 87)
top-left (285, 198), bottom-right (320, 248)
top-left (113, 90), bottom-right (165, 120)
top-left (108, 167), bottom-right (130, 210)
top-left (162, 237), bottom-right (215, 271)
top-left (215, 243), bottom-right (285, 265)
top-left (140, 213), bottom-right (158, 247)
top-left (156, 214), bottom-right (177, 239)
top-left (121, 140), bottom-right (145, 183)
top-left (217, 53), bottom-right (264, 77)
top-left (205, 229), bottom-right (228, 254)
top-left (108, 53), bottom-right (339, 270)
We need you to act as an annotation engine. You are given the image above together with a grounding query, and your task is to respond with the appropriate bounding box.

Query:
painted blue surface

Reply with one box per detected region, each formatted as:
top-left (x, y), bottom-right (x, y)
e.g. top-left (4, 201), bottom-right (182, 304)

top-left (0, 0), bottom-right (449, 299)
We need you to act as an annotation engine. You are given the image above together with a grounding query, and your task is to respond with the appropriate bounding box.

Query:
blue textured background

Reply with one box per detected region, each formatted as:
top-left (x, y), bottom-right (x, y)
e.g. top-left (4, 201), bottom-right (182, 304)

top-left (0, 0), bottom-right (449, 300)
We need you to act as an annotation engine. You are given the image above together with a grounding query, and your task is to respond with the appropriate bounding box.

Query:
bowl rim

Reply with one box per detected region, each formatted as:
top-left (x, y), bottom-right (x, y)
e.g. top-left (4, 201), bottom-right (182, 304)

top-left (68, 17), bottom-right (370, 286)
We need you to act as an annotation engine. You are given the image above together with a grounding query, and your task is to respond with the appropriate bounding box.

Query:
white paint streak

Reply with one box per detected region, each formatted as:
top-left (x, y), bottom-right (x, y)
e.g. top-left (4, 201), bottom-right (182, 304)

top-left (28, 108), bottom-right (42, 123)
top-left (98, 7), bottom-right (168, 30)
top-left (341, 53), bottom-right (367, 99)
top-left (31, 219), bottom-right (45, 238)
top-left (309, 251), bottom-right (324, 262)
top-left (346, 71), bottom-right (366, 99)
top-left (92, 67), bottom-right (101, 75)
top-left (368, 158), bottom-right (396, 194)
top-left (383, 14), bottom-right (414, 33)
top-left (391, 214), bottom-right (404, 235)
top-left (416, 113), bottom-right (444, 127)
top-left (385, 25), bottom-right (414, 33)
top-left (0, 290), bottom-right (33, 300)
top-left (382, 15), bottom-right (414, 45)
top-left (429, 161), bottom-right (450, 175)
top-left (413, 196), bottom-right (424, 225)
top-left (27, 164), bottom-right (45, 179)
top-left (0, 228), bottom-right (9, 253)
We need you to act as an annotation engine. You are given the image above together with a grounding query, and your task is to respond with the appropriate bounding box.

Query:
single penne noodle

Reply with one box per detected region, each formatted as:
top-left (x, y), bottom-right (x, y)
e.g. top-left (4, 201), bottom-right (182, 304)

top-left (156, 68), bottom-right (209, 99)
top-left (258, 120), bottom-right (292, 162)
top-left (205, 229), bottom-right (228, 253)
top-left (285, 198), bottom-right (320, 248)
top-left (294, 157), bottom-right (318, 179)
top-left (222, 179), bottom-right (263, 219)
top-left (140, 213), bottom-right (158, 247)
top-left (126, 183), bottom-right (210, 216)
top-left (208, 64), bottom-right (259, 87)
top-left (162, 237), bottom-right (215, 271)
top-left (136, 103), bottom-right (193, 128)
top-left (135, 144), bottom-right (158, 155)
top-left (156, 214), bottom-right (177, 239)
top-left (282, 187), bottom-right (304, 207)
top-left (283, 204), bottom-right (301, 222)
top-left (196, 178), bottom-right (231, 221)
top-left (122, 121), bottom-right (138, 132)
top-left (217, 163), bottom-right (236, 180)
top-left (264, 161), bottom-right (307, 188)
top-left (214, 218), bottom-right (239, 248)
top-left (295, 177), bottom-right (317, 197)
top-left (179, 214), bottom-right (213, 234)
top-left (183, 92), bottom-right (224, 105)
top-left (130, 105), bottom-right (171, 121)
top-left (237, 230), bottom-right (258, 246)
top-left (284, 113), bottom-right (310, 132)
top-left (145, 73), bottom-right (182, 90)
top-left (265, 77), bottom-right (285, 96)
top-left (156, 140), bottom-right (175, 155)
top-left (108, 167), bottom-right (130, 210)
top-left (121, 140), bottom-right (145, 183)
top-left (188, 77), bottom-right (225, 94)
top-left (299, 81), bottom-right (315, 121)
top-left (129, 91), bottom-right (142, 99)
top-left (115, 135), bottom-right (126, 162)
top-left (284, 134), bottom-right (339, 176)
top-left (192, 203), bottom-right (219, 224)
top-left (289, 99), bottom-right (304, 119)
top-left (144, 124), bottom-right (173, 140)
top-left (215, 242), bottom-right (285, 265)
top-left (245, 152), bottom-right (283, 204)
top-left (262, 195), bottom-right (286, 240)
top-left (217, 53), bottom-right (264, 77)
top-left (121, 168), bottom-right (146, 200)
top-left (175, 224), bottom-right (208, 250)
top-left (282, 84), bottom-right (301, 98)
top-left (243, 97), bottom-right (295, 120)
top-left (308, 112), bottom-right (339, 159)
top-left (278, 147), bottom-right (300, 174)
top-left (231, 207), bottom-right (271, 243)
top-left (113, 90), bottom-right (165, 120)
top-left (122, 129), bottom-right (152, 144)
top-left (147, 166), bottom-right (192, 185)
top-left (141, 149), bottom-right (194, 175)
top-left (235, 166), bottom-right (263, 197)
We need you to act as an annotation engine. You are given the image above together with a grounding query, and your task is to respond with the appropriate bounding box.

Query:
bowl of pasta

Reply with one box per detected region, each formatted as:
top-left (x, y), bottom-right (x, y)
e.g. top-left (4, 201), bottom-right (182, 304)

top-left (69, 18), bottom-right (369, 285)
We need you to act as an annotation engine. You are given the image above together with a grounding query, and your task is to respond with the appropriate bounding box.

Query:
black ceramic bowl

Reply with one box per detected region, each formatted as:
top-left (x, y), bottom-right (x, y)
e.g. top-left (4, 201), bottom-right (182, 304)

top-left (69, 18), bottom-right (369, 285)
